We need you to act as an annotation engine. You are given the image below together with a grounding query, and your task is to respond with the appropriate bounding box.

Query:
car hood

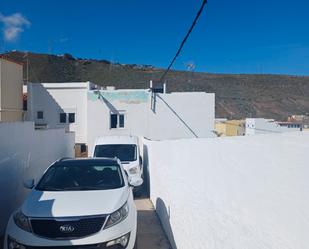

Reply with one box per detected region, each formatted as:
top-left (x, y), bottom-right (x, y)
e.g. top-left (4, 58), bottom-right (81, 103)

top-left (22, 187), bottom-right (129, 218)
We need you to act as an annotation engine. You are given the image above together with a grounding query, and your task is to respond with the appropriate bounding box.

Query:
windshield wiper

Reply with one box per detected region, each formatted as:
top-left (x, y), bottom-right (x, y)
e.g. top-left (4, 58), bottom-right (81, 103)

top-left (39, 187), bottom-right (63, 191)
top-left (62, 186), bottom-right (103, 191)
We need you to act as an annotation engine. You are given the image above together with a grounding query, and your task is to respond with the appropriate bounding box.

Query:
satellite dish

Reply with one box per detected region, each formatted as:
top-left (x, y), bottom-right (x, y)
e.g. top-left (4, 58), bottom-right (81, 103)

top-left (185, 62), bottom-right (196, 72)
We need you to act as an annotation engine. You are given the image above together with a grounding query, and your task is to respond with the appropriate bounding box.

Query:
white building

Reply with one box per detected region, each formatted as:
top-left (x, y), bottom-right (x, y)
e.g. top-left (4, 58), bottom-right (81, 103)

top-left (26, 82), bottom-right (215, 155)
top-left (245, 118), bottom-right (301, 135)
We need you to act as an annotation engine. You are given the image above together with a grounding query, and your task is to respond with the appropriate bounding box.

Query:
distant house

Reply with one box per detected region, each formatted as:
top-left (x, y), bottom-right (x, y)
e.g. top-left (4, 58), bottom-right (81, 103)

top-left (25, 82), bottom-right (215, 155)
top-left (245, 118), bottom-right (301, 135)
top-left (287, 115), bottom-right (309, 130)
top-left (0, 57), bottom-right (24, 122)
top-left (215, 119), bottom-right (245, 137)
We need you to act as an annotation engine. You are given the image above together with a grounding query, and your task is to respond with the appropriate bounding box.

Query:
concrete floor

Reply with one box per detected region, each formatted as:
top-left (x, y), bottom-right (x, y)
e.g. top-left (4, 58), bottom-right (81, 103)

top-left (135, 198), bottom-right (172, 249)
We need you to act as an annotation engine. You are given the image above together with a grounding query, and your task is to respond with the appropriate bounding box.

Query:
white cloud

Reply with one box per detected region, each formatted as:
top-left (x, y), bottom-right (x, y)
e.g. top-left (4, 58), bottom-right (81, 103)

top-left (0, 12), bottom-right (31, 42)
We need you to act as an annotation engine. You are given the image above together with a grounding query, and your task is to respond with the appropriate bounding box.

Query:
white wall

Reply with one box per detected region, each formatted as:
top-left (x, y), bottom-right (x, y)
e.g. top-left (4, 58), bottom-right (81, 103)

top-left (147, 92), bottom-right (215, 140)
top-left (87, 90), bottom-right (149, 154)
top-left (27, 83), bottom-right (88, 143)
top-left (28, 83), bottom-right (215, 154)
top-left (87, 90), bottom-right (215, 154)
top-left (246, 118), bottom-right (300, 135)
top-left (0, 122), bottom-right (74, 235)
top-left (146, 132), bottom-right (309, 249)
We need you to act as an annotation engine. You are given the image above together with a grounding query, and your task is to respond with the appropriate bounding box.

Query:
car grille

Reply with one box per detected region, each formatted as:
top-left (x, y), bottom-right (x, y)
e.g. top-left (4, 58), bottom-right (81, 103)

top-left (30, 216), bottom-right (106, 239)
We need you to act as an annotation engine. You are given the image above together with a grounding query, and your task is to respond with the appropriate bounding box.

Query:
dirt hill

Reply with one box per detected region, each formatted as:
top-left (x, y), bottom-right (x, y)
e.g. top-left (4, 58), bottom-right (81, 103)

top-left (3, 51), bottom-right (309, 120)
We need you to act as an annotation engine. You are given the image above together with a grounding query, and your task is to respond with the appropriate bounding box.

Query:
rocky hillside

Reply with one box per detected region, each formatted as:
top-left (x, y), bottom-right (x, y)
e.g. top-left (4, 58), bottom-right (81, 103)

top-left (3, 51), bottom-right (309, 120)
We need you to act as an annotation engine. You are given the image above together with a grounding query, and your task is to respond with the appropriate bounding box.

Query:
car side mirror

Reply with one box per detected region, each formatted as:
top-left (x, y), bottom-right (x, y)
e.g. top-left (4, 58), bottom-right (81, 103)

top-left (139, 156), bottom-right (143, 165)
top-left (129, 177), bottom-right (143, 187)
top-left (23, 179), bottom-right (35, 189)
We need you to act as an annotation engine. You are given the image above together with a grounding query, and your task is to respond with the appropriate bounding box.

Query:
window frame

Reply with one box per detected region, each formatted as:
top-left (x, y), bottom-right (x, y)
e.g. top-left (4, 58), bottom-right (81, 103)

top-left (68, 113), bottom-right (76, 123)
top-left (37, 111), bottom-right (44, 120)
top-left (59, 113), bottom-right (67, 124)
top-left (110, 111), bottom-right (126, 129)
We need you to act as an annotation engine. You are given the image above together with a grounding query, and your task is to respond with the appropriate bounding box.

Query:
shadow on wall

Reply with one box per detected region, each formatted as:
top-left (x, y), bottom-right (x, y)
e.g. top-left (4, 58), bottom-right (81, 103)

top-left (97, 92), bottom-right (118, 113)
top-left (0, 152), bottom-right (32, 235)
top-left (156, 198), bottom-right (177, 249)
top-left (142, 144), bottom-right (150, 198)
top-left (0, 122), bottom-right (74, 236)
top-left (156, 94), bottom-right (198, 138)
top-left (31, 84), bottom-right (69, 131)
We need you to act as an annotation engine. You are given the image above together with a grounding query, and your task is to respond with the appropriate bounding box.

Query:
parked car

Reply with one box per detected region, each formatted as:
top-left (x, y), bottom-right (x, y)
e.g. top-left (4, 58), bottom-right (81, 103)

top-left (93, 136), bottom-right (143, 179)
top-left (4, 158), bottom-right (143, 249)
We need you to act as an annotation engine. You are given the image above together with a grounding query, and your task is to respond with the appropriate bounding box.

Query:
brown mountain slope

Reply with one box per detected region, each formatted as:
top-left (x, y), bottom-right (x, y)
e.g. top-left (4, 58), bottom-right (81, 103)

top-left (3, 51), bottom-right (309, 120)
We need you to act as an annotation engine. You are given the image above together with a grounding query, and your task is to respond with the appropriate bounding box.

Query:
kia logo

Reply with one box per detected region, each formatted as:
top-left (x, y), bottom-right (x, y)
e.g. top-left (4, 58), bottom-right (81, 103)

top-left (59, 224), bottom-right (75, 233)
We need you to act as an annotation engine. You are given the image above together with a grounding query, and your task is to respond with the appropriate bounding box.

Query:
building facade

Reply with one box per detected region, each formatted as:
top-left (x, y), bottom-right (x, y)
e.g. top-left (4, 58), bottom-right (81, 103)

top-left (245, 118), bottom-right (301, 135)
top-left (215, 119), bottom-right (245, 137)
top-left (0, 57), bottom-right (23, 122)
top-left (26, 82), bottom-right (215, 155)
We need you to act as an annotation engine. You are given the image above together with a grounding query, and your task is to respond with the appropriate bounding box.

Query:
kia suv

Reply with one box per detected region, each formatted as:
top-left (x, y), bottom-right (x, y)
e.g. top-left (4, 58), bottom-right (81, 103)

top-left (4, 158), bottom-right (143, 249)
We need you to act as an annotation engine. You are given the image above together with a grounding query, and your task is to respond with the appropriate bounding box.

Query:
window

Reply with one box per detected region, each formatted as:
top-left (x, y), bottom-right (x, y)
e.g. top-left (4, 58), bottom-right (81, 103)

top-left (110, 114), bottom-right (118, 128)
top-left (119, 114), bottom-right (125, 128)
top-left (68, 113), bottom-right (75, 123)
top-left (110, 112), bottom-right (125, 129)
top-left (59, 113), bottom-right (67, 123)
top-left (37, 111), bottom-right (44, 119)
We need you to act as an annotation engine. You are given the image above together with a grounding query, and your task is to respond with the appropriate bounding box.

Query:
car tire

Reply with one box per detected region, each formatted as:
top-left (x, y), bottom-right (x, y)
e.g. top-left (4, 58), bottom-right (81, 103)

top-left (133, 187), bottom-right (143, 198)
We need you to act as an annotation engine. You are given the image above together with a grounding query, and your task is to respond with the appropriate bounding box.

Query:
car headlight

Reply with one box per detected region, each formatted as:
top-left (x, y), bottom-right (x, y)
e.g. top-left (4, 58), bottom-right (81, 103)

top-left (105, 202), bottom-right (129, 229)
top-left (128, 166), bottom-right (139, 174)
top-left (13, 211), bottom-right (31, 233)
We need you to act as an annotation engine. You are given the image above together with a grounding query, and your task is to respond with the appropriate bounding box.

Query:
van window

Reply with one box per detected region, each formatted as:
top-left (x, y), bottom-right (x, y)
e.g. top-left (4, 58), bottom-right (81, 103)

top-left (94, 144), bottom-right (137, 162)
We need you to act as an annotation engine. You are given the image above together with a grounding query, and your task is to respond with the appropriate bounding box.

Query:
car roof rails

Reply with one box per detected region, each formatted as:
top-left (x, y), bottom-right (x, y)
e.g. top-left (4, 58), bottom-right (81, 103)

top-left (57, 157), bottom-right (73, 162)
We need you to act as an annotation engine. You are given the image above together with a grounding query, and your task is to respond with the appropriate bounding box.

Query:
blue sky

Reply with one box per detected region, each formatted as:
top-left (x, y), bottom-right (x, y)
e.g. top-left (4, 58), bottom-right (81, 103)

top-left (0, 0), bottom-right (308, 75)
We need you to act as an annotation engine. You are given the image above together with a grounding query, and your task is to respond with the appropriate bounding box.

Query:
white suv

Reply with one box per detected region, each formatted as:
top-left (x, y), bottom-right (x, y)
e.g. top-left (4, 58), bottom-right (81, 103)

top-left (4, 158), bottom-right (142, 249)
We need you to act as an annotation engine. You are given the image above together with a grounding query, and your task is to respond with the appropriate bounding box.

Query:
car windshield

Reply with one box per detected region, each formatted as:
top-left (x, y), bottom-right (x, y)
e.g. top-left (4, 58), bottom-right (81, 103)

top-left (36, 162), bottom-right (124, 191)
top-left (94, 144), bottom-right (137, 162)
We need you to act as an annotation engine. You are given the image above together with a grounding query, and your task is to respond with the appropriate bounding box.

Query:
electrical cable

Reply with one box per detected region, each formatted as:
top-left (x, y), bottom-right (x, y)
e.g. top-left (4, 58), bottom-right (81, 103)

top-left (160, 0), bottom-right (208, 81)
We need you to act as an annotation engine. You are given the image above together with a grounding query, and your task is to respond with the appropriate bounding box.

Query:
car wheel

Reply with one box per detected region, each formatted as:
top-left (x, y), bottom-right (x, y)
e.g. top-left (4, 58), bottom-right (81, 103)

top-left (133, 187), bottom-right (143, 198)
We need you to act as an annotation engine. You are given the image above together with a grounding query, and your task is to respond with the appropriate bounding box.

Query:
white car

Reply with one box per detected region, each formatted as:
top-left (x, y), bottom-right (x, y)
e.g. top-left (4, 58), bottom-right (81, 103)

top-left (93, 136), bottom-right (143, 179)
top-left (4, 158), bottom-right (143, 249)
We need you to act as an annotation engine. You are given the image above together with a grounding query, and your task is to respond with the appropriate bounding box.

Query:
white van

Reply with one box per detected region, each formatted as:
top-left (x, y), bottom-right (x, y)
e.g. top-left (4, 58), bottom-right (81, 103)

top-left (93, 135), bottom-right (143, 179)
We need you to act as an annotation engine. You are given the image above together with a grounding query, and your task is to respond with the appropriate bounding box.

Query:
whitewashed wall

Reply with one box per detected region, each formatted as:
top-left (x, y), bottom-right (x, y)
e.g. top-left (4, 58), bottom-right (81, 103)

top-left (147, 92), bottom-right (215, 140)
top-left (246, 118), bottom-right (300, 135)
top-left (87, 90), bottom-right (149, 154)
top-left (87, 91), bottom-right (215, 154)
top-left (146, 132), bottom-right (309, 249)
top-left (27, 83), bottom-right (88, 143)
top-left (0, 122), bottom-right (74, 235)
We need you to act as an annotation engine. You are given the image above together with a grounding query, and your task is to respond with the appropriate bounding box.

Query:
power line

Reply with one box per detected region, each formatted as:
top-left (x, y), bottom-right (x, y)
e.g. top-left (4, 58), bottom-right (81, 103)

top-left (160, 0), bottom-right (208, 81)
